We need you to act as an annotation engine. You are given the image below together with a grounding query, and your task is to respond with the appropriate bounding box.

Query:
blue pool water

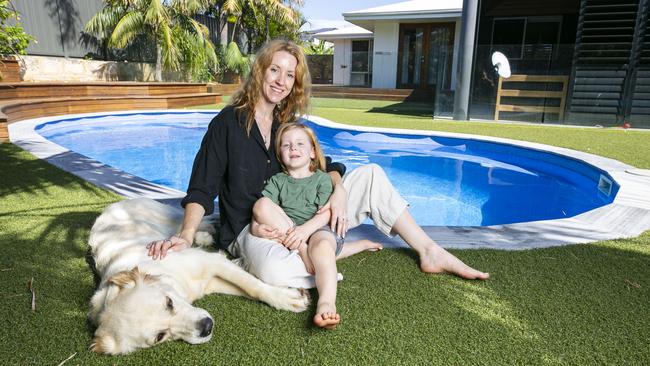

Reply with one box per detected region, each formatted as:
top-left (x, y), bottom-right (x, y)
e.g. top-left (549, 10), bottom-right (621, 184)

top-left (36, 111), bottom-right (618, 226)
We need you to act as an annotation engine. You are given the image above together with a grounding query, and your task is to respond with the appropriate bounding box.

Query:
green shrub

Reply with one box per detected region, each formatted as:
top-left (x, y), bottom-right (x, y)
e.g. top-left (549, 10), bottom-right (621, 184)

top-left (0, 0), bottom-right (34, 55)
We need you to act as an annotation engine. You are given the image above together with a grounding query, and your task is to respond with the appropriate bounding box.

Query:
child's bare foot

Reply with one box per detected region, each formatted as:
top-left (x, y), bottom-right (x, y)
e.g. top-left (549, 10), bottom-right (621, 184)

top-left (298, 244), bottom-right (315, 274)
top-left (313, 301), bottom-right (340, 329)
top-left (336, 239), bottom-right (383, 260)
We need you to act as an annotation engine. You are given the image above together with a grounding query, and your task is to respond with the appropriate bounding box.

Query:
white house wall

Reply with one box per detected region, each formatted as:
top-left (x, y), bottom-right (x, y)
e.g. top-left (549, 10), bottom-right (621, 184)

top-left (332, 39), bottom-right (351, 86)
top-left (371, 22), bottom-right (400, 89)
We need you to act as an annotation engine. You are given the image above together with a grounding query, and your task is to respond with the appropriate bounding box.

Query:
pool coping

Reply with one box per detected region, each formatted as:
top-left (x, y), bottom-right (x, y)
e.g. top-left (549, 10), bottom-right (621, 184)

top-left (9, 110), bottom-right (650, 250)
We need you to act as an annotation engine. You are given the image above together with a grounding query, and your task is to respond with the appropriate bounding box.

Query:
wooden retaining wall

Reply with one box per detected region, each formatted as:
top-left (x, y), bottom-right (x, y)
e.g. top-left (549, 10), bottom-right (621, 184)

top-left (0, 59), bottom-right (22, 82)
top-left (0, 82), bottom-right (221, 142)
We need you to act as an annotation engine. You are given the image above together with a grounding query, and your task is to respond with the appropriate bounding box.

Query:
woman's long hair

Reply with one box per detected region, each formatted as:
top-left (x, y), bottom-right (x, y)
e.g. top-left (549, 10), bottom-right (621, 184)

top-left (230, 39), bottom-right (311, 135)
top-left (275, 122), bottom-right (326, 173)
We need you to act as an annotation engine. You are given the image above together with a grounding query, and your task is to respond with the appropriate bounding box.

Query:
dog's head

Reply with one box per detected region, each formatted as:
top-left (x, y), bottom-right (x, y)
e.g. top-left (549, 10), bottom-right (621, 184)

top-left (88, 267), bottom-right (214, 355)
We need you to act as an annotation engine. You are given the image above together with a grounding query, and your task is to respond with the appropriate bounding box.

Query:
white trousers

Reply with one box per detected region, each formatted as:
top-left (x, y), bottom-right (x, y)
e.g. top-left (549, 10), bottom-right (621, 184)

top-left (228, 164), bottom-right (409, 289)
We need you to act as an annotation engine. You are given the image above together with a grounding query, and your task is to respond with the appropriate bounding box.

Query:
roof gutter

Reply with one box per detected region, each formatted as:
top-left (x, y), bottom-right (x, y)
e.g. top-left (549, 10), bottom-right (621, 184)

top-left (343, 9), bottom-right (461, 21)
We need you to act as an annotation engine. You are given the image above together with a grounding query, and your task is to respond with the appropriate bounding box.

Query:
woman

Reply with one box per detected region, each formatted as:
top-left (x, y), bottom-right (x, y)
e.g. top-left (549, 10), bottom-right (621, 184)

top-left (147, 39), bottom-right (488, 291)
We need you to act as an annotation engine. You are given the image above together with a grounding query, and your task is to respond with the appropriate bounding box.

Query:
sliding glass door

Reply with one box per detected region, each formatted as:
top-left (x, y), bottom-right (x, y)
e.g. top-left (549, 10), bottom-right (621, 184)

top-left (398, 23), bottom-right (455, 116)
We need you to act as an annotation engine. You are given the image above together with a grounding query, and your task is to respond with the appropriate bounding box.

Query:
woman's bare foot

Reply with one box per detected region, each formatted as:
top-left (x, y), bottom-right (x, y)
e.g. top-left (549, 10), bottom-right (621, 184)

top-left (419, 245), bottom-right (489, 280)
top-left (313, 301), bottom-right (340, 329)
top-left (298, 244), bottom-right (315, 274)
top-left (336, 239), bottom-right (383, 260)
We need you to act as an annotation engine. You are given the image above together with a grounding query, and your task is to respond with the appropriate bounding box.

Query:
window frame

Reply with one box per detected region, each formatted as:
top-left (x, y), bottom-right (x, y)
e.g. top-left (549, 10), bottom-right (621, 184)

top-left (490, 16), bottom-right (563, 61)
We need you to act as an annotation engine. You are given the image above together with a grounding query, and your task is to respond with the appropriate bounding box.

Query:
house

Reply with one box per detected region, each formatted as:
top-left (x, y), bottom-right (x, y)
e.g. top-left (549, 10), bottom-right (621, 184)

top-left (315, 0), bottom-right (463, 116)
top-left (315, 0), bottom-right (650, 127)
top-left (310, 24), bottom-right (372, 86)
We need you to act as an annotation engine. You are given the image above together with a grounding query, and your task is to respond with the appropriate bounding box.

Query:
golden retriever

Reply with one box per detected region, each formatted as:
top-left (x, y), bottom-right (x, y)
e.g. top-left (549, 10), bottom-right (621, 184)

top-left (87, 198), bottom-right (310, 354)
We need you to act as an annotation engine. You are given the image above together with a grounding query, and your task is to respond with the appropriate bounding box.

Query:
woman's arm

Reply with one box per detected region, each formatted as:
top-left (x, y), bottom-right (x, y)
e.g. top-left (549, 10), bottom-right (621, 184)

top-left (320, 156), bottom-right (348, 237)
top-left (322, 170), bottom-right (348, 238)
top-left (147, 113), bottom-right (229, 259)
top-left (146, 202), bottom-right (205, 259)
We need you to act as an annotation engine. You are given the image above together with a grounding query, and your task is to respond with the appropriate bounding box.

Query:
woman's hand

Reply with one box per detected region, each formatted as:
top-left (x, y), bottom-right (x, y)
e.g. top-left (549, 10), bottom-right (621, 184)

top-left (146, 235), bottom-right (191, 260)
top-left (320, 183), bottom-right (348, 238)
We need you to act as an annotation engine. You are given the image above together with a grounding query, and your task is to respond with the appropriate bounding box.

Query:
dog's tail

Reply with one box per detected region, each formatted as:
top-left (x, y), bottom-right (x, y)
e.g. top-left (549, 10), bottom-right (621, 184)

top-left (193, 231), bottom-right (214, 247)
top-left (194, 214), bottom-right (218, 247)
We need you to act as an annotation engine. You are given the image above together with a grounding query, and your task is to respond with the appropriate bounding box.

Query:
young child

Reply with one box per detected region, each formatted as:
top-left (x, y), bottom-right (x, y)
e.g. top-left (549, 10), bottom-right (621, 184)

top-left (251, 122), bottom-right (381, 329)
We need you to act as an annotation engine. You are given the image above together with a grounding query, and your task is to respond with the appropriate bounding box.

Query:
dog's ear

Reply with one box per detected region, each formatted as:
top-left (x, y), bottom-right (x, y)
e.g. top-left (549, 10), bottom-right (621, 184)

top-left (108, 267), bottom-right (159, 287)
top-left (109, 267), bottom-right (141, 289)
top-left (88, 267), bottom-right (145, 324)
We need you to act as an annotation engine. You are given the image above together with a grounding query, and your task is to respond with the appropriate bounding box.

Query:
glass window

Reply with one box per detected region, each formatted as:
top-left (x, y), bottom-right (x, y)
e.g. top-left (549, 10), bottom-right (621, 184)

top-left (523, 20), bottom-right (561, 60)
top-left (492, 17), bottom-right (561, 61)
top-left (350, 40), bottom-right (372, 86)
top-left (399, 27), bottom-right (424, 85)
top-left (492, 18), bottom-right (525, 59)
top-left (351, 40), bottom-right (369, 72)
top-left (352, 40), bottom-right (369, 53)
top-left (428, 27), bottom-right (453, 88)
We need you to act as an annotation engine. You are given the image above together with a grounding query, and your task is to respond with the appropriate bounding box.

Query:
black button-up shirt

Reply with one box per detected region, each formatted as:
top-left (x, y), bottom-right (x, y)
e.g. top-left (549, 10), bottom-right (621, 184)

top-left (181, 106), bottom-right (345, 249)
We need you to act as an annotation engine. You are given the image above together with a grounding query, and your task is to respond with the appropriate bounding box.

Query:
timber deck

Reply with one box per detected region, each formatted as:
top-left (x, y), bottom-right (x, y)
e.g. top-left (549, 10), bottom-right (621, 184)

top-left (0, 81), bottom-right (223, 142)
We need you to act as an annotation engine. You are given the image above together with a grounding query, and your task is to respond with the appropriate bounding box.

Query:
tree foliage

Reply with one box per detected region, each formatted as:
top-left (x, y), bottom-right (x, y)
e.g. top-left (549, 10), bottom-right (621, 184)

top-left (85, 0), bottom-right (306, 81)
top-left (85, 0), bottom-right (218, 82)
top-left (214, 0), bottom-right (303, 76)
top-left (0, 0), bottom-right (35, 55)
top-left (304, 39), bottom-right (332, 55)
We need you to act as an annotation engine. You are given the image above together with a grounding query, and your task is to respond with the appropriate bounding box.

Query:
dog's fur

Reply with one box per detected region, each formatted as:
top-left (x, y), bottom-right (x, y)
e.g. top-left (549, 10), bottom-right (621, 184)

top-left (87, 198), bottom-right (310, 354)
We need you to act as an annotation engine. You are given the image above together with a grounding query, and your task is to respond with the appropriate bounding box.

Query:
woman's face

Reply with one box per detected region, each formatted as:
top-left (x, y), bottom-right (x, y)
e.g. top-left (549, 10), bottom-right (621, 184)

top-left (261, 50), bottom-right (297, 106)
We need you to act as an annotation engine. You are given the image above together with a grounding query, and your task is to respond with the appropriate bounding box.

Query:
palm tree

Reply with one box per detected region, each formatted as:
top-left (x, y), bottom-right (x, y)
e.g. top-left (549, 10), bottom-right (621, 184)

top-left (222, 0), bottom-right (301, 43)
top-left (218, 0), bottom-right (302, 76)
top-left (85, 0), bottom-right (218, 82)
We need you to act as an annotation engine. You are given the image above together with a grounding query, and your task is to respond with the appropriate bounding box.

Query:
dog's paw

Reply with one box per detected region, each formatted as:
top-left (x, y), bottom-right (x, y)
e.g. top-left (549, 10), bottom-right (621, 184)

top-left (267, 286), bottom-right (310, 313)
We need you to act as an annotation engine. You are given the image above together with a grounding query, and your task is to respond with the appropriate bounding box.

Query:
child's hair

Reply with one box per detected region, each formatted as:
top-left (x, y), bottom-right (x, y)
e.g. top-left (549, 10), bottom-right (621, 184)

top-left (275, 122), bottom-right (326, 172)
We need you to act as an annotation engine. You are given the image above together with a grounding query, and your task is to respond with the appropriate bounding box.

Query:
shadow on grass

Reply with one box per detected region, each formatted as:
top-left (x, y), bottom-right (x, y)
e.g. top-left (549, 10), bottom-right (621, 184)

top-left (0, 144), bottom-right (105, 198)
top-left (366, 101), bottom-right (434, 117)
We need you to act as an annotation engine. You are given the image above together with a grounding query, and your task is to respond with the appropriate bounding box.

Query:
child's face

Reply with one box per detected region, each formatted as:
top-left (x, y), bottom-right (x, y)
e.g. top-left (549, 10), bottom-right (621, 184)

top-left (279, 128), bottom-right (315, 172)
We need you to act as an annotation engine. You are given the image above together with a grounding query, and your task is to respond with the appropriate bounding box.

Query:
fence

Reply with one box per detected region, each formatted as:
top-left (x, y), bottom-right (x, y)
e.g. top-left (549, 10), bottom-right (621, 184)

top-left (307, 55), bottom-right (333, 84)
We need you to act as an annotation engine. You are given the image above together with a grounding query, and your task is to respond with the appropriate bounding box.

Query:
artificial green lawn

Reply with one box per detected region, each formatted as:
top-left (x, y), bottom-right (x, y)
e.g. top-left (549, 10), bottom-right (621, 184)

top-left (1, 99), bottom-right (650, 365)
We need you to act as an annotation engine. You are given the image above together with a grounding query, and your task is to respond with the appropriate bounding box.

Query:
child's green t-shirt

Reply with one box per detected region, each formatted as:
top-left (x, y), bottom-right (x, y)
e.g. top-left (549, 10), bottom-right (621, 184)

top-left (261, 170), bottom-right (333, 226)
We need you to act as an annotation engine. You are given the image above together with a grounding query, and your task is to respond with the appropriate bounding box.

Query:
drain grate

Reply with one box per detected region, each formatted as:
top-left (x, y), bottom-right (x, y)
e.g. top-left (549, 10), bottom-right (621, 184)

top-left (598, 174), bottom-right (613, 196)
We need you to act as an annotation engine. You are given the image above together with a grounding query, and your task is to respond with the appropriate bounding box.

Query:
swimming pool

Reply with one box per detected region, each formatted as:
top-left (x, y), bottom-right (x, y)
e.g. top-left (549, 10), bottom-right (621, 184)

top-left (34, 111), bottom-right (618, 227)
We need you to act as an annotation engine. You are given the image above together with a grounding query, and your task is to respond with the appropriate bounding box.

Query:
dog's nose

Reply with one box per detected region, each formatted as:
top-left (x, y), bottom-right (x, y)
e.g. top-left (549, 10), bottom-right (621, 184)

top-left (198, 317), bottom-right (213, 337)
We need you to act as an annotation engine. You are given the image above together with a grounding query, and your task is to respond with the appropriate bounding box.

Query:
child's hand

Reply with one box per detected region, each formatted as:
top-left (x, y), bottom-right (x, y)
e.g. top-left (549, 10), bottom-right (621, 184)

top-left (252, 222), bottom-right (283, 242)
top-left (283, 225), bottom-right (310, 250)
